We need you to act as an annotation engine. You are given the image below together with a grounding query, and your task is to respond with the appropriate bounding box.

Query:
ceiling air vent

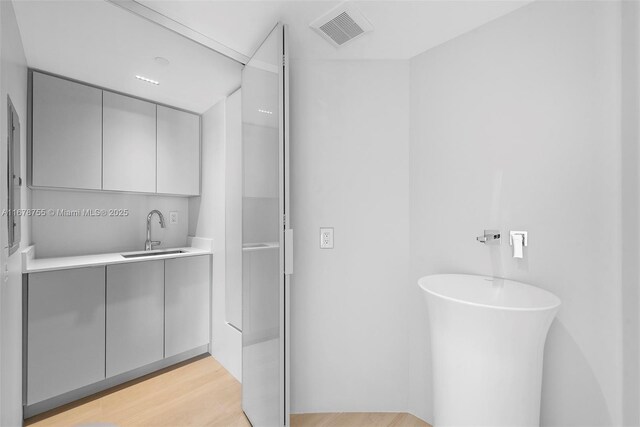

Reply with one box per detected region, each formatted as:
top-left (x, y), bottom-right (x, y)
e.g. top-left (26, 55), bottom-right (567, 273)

top-left (310, 4), bottom-right (373, 47)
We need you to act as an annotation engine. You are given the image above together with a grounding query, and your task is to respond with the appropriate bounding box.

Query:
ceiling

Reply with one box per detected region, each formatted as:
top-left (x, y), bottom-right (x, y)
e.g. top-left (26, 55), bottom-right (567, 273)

top-left (13, 0), bottom-right (243, 113)
top-left (138, 0), bottom-right (531, 60)
top-left (13, 0), bottom-right (531, 113)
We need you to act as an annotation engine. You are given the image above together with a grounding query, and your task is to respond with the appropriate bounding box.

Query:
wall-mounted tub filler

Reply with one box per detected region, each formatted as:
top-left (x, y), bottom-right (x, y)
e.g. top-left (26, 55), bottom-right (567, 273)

top-left (510, 230), bottom-right (528, 258)
top-left (476, 230), bottom-right (500, 244)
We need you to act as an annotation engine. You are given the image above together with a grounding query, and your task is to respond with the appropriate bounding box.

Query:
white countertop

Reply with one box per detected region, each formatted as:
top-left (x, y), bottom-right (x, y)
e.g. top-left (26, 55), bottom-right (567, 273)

top-left (23, 238), bottom-right (214, 273)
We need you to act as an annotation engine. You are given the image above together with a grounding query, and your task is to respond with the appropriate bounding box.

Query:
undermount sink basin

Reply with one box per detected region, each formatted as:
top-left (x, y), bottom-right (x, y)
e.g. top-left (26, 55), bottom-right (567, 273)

top-left (418, 274), bottom-right (560, 427)
top-left (121, 249), bottom-right (186, 259)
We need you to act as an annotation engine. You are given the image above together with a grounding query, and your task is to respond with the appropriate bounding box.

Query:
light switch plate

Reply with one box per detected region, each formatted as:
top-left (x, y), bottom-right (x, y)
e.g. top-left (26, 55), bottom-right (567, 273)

top-left (320, 227), bottom-right (334, 249)
top-left (169, 211), bottom-right (178, 225)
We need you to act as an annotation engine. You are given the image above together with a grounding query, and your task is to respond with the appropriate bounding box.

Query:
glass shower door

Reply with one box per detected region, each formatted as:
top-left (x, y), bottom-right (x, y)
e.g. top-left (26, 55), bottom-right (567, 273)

top-left (241, 24), bottom-right (291, 427)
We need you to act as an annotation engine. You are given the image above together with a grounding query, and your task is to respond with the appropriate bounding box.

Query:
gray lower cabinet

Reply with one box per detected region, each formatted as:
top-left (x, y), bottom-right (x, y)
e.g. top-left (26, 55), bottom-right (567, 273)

top-left (26, 256), bottom-right (210, 408)
top-left (106, 260), bottom-right (164, 377)
top-left (27, 266), bottom-right (106, 405)
top-left (165, 256), bottom-right (210, 357)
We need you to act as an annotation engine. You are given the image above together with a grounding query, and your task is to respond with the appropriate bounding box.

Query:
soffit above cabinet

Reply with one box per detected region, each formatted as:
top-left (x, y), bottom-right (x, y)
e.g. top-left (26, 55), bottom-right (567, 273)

top-left (13, 0), bottom-right (242, 114)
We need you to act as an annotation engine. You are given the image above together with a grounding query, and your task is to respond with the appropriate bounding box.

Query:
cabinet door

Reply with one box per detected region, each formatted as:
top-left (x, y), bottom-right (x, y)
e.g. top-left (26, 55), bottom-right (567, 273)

top-left (31, 72), bottom-right (102, 190)
top-left (157, 106), bottom-right (200, 195)
top-left (27, 267), bottom-right (105, 404)
top-left (103, 92), bottom-right (156, 193)
top-left (165, 256), bottom-right (210, 357)
top-left (106, 260), bottom-right (164, 377)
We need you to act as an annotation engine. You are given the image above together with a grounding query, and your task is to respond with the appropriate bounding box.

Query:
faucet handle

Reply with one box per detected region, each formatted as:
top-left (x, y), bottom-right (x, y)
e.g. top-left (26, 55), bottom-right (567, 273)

top-left (150, 240), bottom-right (161, 248)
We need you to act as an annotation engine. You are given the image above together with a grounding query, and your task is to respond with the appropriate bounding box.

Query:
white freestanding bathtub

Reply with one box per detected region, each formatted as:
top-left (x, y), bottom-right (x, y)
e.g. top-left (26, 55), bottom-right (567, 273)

top-left (419, 274), bottom-right (560, 427)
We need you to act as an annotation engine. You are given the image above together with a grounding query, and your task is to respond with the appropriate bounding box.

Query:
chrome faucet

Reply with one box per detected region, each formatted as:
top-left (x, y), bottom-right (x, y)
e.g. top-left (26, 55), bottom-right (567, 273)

top-left (145, 210), bottom-right (166, 251)
top-left (476, 230), bottom-right (501, 244)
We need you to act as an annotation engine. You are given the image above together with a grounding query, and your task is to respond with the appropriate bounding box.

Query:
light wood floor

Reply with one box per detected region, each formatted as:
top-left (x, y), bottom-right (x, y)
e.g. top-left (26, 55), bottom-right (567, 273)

top-left (26, 355), bottom-right (430, 427)
top-left (291, 413), bottom-right (429, 427)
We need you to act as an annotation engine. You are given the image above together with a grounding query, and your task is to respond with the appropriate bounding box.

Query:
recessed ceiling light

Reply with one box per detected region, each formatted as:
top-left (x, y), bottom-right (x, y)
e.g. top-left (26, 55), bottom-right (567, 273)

top-left (154, 57), bottom-right (170, 66)
top-left (136, 75), bottom-right (159, 85)
top-left (258, 109), bottom-right (273, 115)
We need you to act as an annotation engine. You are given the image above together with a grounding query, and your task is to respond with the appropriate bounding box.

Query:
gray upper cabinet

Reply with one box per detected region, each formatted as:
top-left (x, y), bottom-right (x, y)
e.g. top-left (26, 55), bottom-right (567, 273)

top-left (31, 72), bottom-right (102, 190)
top-left (27, 266), bottom-right (106, 405)
top-left (157, 106), bottom-right (200, 196)
top-left (30, 72), bottom-right (200, 196)
top-left (102, 92), bottom-right (157, 193)
top-left (165, 256), bottom-right (210, 357)
top-left (106, 260), bottom-right (164, 377)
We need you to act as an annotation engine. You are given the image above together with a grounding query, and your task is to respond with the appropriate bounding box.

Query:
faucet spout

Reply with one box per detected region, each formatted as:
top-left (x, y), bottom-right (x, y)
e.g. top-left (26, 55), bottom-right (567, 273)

top-left (147, 209), bottom-right (166, 228)
top-left (476, 230), bottom-right (500, 244)
top-left (145, 210), bottom-right (166, 251)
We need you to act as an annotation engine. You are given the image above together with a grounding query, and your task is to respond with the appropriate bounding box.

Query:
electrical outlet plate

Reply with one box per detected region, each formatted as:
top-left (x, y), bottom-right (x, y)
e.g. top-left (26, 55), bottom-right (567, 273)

top-left (320, 227), bottom-right (334, 249)
top-left (169, 211), bottom-right (178, 225)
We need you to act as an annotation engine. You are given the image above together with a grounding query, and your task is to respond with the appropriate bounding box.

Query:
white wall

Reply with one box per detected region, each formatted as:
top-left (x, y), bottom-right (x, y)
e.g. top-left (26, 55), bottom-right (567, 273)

top-left (408, 2), bottom-right (624, 425)
top-left (289, 60), bottom-right (411, 413)
top-left (620, 2), bottom-right (640, 424)
top-left (31, 190), bottom-right (189, 257)
top-left (0, 0), bottom-right (28, 424)
top-left (189, 91), bottom-right (242, 381)
top-left (621, 2), bottom-right (640, 425)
